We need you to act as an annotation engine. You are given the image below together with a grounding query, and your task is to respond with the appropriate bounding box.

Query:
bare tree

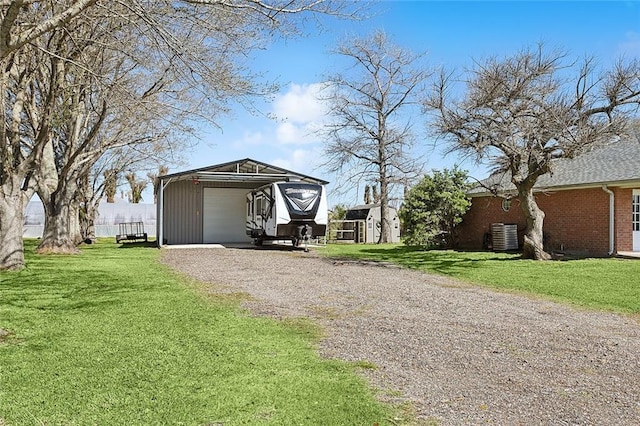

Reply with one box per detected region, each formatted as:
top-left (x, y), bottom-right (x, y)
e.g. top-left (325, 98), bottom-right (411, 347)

top-left (322, 30), bottom-right (430, 243)
top-left (371, 184), bottom-right (380, 204)
top-left (125, 172), bottom-right (147, 203)
top-left (0, 2), bottom-right (110, 253)
top-left (363, 185), bottom-right (371, 204)
top-left (0, 0), bottom-right (98, 60)
top-left (0, 38), bottom-right (46, 269)
top-left (80, 151), bottom-right (173, 242)
top-left (104, 169), bottom-right (118, 203)
top-left (426, 45), bottom-right (640, 259)
top-left (0, 4), bottom-right (127, 265)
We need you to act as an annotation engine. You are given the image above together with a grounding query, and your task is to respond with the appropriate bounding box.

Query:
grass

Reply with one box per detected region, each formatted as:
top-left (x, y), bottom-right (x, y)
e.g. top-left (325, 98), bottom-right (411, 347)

top-left (323, 243), bottom-right (640, 314)
top-left (0, 240), bottom-right (393, 425)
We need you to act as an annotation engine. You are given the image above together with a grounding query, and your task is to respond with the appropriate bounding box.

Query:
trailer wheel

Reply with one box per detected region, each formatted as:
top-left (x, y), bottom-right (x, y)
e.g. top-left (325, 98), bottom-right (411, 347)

top-left (255, 238), bottom-right (263, 246)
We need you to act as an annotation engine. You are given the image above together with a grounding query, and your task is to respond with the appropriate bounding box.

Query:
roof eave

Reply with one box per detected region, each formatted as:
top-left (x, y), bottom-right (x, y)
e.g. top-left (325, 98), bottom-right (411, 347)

top-left (157, 158), bottom-right (329, 185)
top-left (469, 178), bottom-right (640, 197)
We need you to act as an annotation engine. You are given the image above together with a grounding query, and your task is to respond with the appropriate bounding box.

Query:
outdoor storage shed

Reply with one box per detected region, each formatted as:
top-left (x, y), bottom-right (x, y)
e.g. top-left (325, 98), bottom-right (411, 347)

top-left (342, 204), bottom-right (401, 243)
top-left (156, 159), bottom-right (328, 246)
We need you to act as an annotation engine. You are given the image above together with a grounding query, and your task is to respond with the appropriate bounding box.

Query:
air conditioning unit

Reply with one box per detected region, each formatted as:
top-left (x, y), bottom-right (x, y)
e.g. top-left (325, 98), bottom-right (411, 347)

top-left (491, 223), bottom-right (518, 251)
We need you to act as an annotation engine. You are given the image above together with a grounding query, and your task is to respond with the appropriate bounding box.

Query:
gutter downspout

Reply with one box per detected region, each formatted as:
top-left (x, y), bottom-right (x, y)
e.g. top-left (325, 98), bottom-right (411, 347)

top-left (157, 178), bottom-right (164, 248)
top-left (602, 185), bottom-right (615, 256)
top-left (157, 177), bottom-right (171, 248)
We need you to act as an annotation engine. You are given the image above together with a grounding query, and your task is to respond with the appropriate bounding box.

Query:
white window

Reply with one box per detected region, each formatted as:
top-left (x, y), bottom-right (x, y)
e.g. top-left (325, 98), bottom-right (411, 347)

top-left (255, 197), bottom-right (262, 217)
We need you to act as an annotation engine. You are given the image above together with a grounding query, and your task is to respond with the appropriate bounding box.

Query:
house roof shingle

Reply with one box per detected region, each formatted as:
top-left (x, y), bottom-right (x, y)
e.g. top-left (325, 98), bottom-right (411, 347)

top-left (470, 139), bottom-right (640, 196)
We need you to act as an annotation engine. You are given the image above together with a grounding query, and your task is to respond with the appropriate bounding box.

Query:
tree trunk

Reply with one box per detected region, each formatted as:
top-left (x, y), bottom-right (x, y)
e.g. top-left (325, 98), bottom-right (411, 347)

top-left (68, 201), bottom-right (83, 245)
top-left (0, 56), bottom-right (27, 270)
top-left (36, 182), bottom-right (81, 254)
top-left (518, 185), bottom-right (551, 260)
top-left (34, 137), bottom-right (80, 253)
top-left (378, 175), bottom-right (391, 243)
top-left (36, 203), bottom-right (80, 254)
top-left (0, 179), bottom-right (26, 270)
top-left (79, 200), bottom-right (98, 242)
top-left (77, 173), bottom-right (98, 242)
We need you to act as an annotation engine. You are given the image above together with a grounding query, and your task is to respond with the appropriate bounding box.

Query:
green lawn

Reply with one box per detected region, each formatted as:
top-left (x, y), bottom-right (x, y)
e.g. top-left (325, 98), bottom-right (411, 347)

top-left (323, 244), bottom-right (640, 313)
top-left (0, 240), bottom-right (392, 425)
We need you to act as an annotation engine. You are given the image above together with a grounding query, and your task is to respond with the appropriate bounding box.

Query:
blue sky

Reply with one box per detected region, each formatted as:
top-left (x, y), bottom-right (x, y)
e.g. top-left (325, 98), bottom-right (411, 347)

top-left (184, 1), bottom-right (640, 207)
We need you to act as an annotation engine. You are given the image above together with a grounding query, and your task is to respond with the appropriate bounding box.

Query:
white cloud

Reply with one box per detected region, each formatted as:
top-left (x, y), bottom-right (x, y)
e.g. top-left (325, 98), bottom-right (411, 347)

top-left (242, 130), bottom-right (264, 145)
top-left (231, 130), bottom-right (265, 150)
top-left (273, 83), bottom-right (328, 124)
top-left (275, 122), bottom-right (300, 145)
top-left (271, 147), bottom-right (324, 173)
top-left (271, 83), bottom-right (331, 145)
top-left (275, 121), bottom-right (324, 145)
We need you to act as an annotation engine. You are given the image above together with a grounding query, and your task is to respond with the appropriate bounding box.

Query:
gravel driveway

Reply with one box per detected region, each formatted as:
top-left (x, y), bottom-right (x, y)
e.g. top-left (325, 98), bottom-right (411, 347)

top-left (161, 247), bottom-right (640, 424)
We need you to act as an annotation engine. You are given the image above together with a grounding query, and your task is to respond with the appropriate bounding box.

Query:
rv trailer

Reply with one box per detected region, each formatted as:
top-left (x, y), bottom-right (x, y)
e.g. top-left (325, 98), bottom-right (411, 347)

top-left (246, 181), bottom-right (328, 246)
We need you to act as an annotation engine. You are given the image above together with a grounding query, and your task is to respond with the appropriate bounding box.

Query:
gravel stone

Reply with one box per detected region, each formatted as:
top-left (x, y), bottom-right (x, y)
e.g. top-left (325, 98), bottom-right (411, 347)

top-left (161, 247), bottom-right (640, 424)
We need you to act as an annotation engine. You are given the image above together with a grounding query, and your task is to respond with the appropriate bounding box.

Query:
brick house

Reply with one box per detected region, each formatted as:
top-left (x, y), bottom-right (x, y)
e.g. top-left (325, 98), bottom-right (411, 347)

top-left (456, 139), bottom-right (640, 256)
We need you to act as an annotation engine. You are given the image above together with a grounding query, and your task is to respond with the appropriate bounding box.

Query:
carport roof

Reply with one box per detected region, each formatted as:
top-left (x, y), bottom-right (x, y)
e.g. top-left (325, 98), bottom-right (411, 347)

top-left (160, 158), bottom-right (329, 185)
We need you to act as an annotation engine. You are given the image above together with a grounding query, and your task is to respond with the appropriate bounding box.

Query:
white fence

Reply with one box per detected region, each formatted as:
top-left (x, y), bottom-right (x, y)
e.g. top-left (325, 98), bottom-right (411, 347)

top-left (23, 199), bottom-right (156, 238)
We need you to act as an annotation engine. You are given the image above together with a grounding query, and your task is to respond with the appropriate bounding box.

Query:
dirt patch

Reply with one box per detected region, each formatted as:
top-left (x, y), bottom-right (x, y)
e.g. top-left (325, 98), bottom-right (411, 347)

top-left (162, 247), bottom-right (640, 425)
top-left (0, 328), bottom-right (13, 343)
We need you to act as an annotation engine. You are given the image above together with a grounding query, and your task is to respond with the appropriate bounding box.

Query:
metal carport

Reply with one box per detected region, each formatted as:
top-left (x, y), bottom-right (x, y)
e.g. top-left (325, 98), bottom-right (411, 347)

top-left (156, 159), bottom-right (328, 246)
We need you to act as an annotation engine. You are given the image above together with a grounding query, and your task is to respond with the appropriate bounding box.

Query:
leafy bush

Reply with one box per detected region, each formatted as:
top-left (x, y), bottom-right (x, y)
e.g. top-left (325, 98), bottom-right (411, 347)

top-left (400, 167), bottom-right (471, 247)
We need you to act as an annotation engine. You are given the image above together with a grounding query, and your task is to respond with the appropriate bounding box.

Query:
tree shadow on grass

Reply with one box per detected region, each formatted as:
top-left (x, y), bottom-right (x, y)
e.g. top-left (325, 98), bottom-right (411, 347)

top-left (6, 240), bottom-right (162, 313)
top-left (2, 258), bottom-right (158, 312)
top-left (0, 273), bottom-right (129, 312)
top-left (344, 245), bottom-right (523, 276)
top-left (116, 240), bottom-right (158, 249)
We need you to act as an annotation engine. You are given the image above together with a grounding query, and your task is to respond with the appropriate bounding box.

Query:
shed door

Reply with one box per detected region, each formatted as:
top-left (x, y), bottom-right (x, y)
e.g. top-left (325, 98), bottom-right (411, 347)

top-left (203, 188), bottom-right (252, 243)
top-left (633, 190), bottom-right (640, 251)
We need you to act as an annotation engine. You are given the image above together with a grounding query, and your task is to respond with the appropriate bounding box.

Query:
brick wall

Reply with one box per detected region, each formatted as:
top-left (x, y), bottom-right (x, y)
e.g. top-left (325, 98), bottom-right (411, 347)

top-left (456, 196), bottom-right (526, 250)
top-left (457, 187), bottom-right (635, 256)
top-left (537, 188), bottom-right (608, 254)
top-left (614, 187), bottom-right (633, 252)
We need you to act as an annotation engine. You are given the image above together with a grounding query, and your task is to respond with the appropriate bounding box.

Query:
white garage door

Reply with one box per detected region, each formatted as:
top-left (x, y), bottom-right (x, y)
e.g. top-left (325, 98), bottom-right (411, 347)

top-left (203, 188), bottom-right (252, 243)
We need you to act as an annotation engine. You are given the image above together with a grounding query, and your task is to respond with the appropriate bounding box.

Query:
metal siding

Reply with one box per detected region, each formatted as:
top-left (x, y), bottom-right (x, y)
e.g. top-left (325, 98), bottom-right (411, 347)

top-left (163, 180), bottom-right (203, 244)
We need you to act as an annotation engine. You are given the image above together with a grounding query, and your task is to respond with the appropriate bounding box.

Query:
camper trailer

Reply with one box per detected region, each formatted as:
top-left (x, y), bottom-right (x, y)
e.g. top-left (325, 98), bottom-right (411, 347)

top-left (246, 181), bottom-right (328, 246)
